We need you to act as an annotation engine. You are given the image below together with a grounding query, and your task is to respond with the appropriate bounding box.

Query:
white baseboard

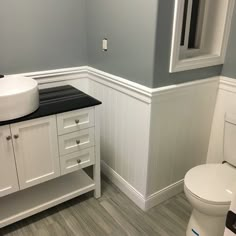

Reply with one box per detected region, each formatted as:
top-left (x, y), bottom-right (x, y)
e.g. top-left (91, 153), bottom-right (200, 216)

top-left (101, 160), bottom-right (184, 211)
top-left (101, 161), bottom-right (146, 210)
top-left (145, 180), bottom-right (184, 210)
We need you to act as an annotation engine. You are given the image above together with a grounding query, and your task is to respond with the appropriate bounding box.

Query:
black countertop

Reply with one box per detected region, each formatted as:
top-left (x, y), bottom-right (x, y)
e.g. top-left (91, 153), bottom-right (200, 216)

top-left (0, 85), bottom-right (102, 126)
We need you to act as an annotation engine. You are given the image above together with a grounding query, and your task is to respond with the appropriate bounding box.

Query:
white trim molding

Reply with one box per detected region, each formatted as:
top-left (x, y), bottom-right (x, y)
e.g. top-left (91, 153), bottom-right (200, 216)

top-left (101, 161), bottom-right (184, 211)
top-left (19, 66), bottom-right (219, 103)
top-left (19, 66), bottom-right (88, 85)
top-left (145, 180), bottom-right (184, 210)
top-left (101, 161), bottom-right (146, 210)
top-left (88, 67), bottom-right (153, 103)
top-left (18, 66), bottom-right (90, 93)
top-left (219, 76), bottom-right (236, 93)
top-left (12, 67), bottom-right (220, 210)
top-left (170, 0), bottom-right (235, 73)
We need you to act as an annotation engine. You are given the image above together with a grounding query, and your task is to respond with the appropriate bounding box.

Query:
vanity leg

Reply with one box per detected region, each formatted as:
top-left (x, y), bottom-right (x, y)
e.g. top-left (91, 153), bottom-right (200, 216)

top-left (94, 106), bottom-right (101, 198)
top-left (93, 162), bottom-right (101, 198)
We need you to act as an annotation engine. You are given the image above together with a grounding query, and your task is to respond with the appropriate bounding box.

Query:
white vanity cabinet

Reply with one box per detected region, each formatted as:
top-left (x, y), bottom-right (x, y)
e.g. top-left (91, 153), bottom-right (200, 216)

top-left (0, 126), bottom-right (19, 197)
top-left (0, 105), bottom-right (101, 228)
top-left (11, 116), bottom-right (60, 189)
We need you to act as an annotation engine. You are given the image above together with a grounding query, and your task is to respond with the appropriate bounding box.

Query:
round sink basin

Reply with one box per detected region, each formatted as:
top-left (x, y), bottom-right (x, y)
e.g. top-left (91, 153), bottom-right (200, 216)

top-left (0, 75), bottom-right (39, 122)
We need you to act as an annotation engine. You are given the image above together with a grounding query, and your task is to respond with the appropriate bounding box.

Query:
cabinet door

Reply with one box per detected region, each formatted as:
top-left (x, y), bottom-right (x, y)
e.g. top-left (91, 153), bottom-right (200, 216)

top-left (11, 116), bottom-right (60, 189)
top-left (0, 125), bottom-right (19, 197)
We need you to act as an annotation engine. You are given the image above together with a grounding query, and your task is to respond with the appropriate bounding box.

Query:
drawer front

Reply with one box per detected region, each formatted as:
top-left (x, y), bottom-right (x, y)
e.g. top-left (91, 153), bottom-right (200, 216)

top-left (57, 108), bottom-right (94, 135)
top-left (59, 128), bottom-right (95, 155)
top-left (60, 147), bottom-right (95, 175)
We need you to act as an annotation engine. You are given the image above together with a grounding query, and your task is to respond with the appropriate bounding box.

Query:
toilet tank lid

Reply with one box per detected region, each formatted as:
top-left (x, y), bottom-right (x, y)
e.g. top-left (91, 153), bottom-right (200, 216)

top-left (184, 164), bottom-right (236, 204)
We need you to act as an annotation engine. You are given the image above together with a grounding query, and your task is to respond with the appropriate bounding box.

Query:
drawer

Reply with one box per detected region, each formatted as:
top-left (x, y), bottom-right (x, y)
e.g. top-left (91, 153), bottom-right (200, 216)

top-left (60, 147), bottom-right (95, 175)
top-left (57, 108), bottom-right (94, 135)
top-left (58, 128), bottom-right (95, 155)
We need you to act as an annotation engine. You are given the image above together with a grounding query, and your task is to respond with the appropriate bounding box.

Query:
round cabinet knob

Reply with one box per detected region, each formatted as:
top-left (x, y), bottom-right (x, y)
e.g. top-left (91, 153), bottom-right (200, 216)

top-left (6, 136), bottom-right (12, 141)
top-left (77, 159), bottom-right (81, 164)
top-left (75, 119), bottom-right (80, 124)
top-left (76, 140), bottom-right (80, 145)
top-left (14, 134), bottom-right (19, 139)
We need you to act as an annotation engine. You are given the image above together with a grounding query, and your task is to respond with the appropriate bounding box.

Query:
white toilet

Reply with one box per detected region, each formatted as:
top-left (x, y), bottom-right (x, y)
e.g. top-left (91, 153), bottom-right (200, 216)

top-left (184, 114), bottom-right (236, 236)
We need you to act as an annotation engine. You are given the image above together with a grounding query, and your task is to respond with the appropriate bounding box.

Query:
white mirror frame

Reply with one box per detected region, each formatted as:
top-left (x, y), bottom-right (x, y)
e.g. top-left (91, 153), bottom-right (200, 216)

top-left (169, 0), bottom-right (235, 73)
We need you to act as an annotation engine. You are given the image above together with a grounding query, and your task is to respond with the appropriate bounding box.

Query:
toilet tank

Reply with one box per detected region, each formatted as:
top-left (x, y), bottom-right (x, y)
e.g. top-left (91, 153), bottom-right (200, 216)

top-left (224, 113), bottom-right (236, 166)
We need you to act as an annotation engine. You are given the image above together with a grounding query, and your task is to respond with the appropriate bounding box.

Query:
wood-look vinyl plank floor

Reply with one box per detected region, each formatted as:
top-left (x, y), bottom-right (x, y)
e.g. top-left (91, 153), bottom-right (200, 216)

top-left (0, 177), bottom-right (191, 236)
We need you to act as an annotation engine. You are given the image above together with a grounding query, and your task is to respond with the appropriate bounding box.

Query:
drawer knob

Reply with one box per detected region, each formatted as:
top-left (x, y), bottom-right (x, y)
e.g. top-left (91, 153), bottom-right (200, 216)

top-left (76, 140), bottom-right (81, 145)
top-left (14, 134), bottom-right (19, 139)
top-left (6, 136), bottom-right (12, 141)
top-left (75, 119), bottom-right (80, 124)
top-left (77, 159), bottom-right (81, 164)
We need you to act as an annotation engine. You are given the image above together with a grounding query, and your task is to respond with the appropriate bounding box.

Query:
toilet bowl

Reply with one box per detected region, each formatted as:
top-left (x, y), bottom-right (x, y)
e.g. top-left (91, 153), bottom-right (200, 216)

top-left (184, 163), bottom-right (236, 236)
top-left (184, 114), bottom-right (236, 236)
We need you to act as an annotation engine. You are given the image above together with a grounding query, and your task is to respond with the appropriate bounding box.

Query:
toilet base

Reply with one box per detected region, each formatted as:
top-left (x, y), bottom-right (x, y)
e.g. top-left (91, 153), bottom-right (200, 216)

top-left (186, 209), bottom-right (226, 236)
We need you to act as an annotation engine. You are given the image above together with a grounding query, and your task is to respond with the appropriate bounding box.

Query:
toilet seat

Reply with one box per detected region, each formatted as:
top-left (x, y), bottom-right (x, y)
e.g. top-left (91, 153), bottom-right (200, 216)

top-left (184, 164), bottom-right (236, 205)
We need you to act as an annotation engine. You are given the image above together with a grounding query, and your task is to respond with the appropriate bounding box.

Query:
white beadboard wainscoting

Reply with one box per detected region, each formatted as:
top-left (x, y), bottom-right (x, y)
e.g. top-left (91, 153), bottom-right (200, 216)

top-left (146, 79), bottom-right (219, 209)
top-left (17, 67), bottom-right (219, 210)
top-left (207, 76), bottom-right (236, 164)
top-left (88, 69), bottom-right (152, 209)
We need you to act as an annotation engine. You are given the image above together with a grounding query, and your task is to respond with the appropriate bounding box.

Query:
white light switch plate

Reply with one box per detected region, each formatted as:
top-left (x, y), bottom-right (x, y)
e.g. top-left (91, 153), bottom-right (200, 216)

top-left (102, 38), bottom-right (108, 51)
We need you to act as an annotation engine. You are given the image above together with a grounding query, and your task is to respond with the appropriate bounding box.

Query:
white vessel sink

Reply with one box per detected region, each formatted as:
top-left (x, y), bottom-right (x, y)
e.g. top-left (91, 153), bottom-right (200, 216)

top-left (0, 75), bottom-right (39, 121)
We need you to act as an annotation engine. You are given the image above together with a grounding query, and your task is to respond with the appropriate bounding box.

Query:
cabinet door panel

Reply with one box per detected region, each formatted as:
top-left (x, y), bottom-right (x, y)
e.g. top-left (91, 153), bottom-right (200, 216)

top-left (11, 116), bottom-right (60, 189)
top-left (0, 125), bottom-right (19, 197)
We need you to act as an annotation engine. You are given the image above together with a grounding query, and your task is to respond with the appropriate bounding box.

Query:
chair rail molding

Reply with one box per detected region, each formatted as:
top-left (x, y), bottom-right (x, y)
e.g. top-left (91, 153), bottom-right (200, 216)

top-left (11, 67), bottom-right (219, 210)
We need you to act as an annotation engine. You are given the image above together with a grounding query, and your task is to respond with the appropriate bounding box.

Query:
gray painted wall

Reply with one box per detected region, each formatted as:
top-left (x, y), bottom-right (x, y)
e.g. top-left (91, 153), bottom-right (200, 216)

top-left (153, 0), bottom-right (222, 88)
top-left (86, 0), bottom-right (223, 88)
top-left (0, 0), bottom-right (87, 75)
top-left (222, 6), bottom-right (236, 78)
top-left (86, 0), bottom-right (158, 87)
top-left (0, 0), bottom-right (229, 88)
